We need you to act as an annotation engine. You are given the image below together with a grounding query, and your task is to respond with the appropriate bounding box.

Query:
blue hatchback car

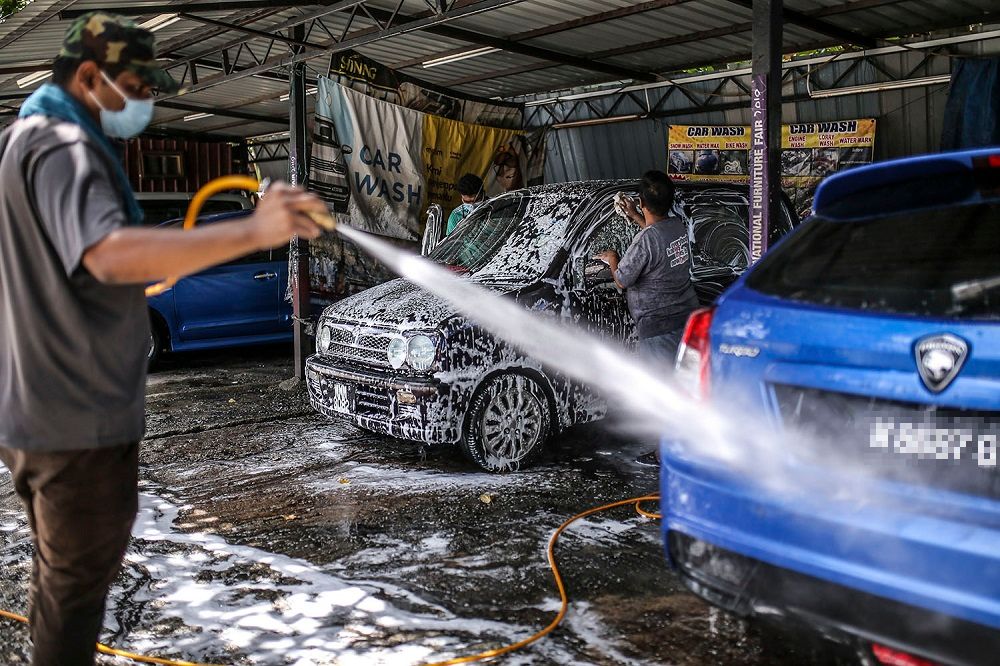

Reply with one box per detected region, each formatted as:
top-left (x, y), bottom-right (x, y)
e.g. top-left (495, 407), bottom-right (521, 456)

top-left (662, 149), bottom-right (1000, 665)
top-left (146, 211), bottom-right (292, 365)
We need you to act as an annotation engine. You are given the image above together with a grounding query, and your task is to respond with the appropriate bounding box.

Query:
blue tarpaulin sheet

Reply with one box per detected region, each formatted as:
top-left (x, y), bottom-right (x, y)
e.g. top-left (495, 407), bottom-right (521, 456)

top-left (941, 57), bottom-right (1000, 150)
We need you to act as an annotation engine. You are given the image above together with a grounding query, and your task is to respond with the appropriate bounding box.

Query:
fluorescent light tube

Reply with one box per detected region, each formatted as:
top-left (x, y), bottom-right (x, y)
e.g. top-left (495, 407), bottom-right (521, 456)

top-left (279, 86), bottom-right (318, 102)
top-left (16, 71), bottom-right (51, 88)
top-left (183, 112), bottom-right (213, 121)
top-left (139, 14), bottom-right (181, 32)
top-left (808, 75), bottom-right (951, 99)
top-left (422, 47), bottom-right (500, 68)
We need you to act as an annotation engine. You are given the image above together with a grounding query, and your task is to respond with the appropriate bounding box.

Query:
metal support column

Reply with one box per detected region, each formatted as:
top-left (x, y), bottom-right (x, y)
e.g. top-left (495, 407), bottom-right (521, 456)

top-left (749, 0), bottom-right (783, 263)
top-left (289, 24), bottom-right (311, 379)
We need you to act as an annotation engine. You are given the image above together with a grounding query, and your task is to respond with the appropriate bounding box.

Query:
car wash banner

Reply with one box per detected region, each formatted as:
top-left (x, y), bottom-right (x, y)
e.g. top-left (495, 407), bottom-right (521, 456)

top-left (667, 119), bottom-right (876, 213)
top-left (328, 50), bottom-right (523, 130)
top-left (312, 78), bottom-right (522, 241)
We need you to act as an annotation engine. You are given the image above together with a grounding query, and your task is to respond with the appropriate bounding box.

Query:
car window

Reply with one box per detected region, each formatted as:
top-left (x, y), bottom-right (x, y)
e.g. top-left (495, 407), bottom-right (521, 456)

top-left (140, 201), bottom-right (186, 226)
top-left (201, 200), bottom-right (248, 216)
top-left (584, 194), bottom-right (640, 258)
top-left (226, 250), bottom-right (271, 266)
top-left (428, 195), bottom-right (546, 280)
top-left (270, 242), bottom-right (289, 263)
top-left (140, 198), bottom-right (247, 226)
top-left (747, 203), bottom-right (1000, 320)
top-left (574, 193), bottom-right (641, 286)
top-left (678, 188), bottom-right (796, 272)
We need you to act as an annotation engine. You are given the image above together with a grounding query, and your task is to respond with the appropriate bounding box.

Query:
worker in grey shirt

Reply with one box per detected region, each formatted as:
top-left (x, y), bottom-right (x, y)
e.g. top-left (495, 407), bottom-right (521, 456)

top-left (597, 170), bottom-right (699, 366)
top-left (0, 13), bottom-right (327, 665)
top-left (596, 171), bottom-right (698, 467)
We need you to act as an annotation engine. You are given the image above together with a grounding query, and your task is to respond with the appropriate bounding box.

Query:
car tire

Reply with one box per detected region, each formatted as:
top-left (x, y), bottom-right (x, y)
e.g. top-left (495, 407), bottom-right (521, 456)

top-left (461, 373), bottom-right (551, 473)
top-left (147, 317), bottom-right (165, 369)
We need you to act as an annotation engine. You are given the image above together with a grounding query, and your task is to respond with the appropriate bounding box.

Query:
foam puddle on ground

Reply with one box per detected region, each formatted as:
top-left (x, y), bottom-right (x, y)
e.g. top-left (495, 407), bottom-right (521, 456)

top-left (0, 486), bottom-right (645, 665)
top-left (0, 469), bottom-right (658, 665)
top-left (113, 491), bottom-right (536, 665)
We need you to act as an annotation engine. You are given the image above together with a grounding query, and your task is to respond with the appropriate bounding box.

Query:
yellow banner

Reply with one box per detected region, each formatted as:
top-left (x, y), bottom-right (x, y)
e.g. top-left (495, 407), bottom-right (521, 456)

top-left (667, 119), bottom-right (876, 213)
top-left (421, 114), bottom-right (520, 216)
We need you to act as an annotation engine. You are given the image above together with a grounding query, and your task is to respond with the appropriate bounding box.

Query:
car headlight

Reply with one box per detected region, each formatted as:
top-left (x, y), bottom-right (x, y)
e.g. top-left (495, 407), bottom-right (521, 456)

top-left (317, 325), bottom-right (332, 353)
top-left (407, 335), bottom-right (436, 371)
top-left (388, 336), bottom-right (408, 369)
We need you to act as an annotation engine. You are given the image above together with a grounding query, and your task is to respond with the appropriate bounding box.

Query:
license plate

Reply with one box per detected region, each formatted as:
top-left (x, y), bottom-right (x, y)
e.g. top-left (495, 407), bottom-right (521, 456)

top-left (331, 382), bottom-right (354, 415)
top-left (870, 418), bottom-right (999, 468)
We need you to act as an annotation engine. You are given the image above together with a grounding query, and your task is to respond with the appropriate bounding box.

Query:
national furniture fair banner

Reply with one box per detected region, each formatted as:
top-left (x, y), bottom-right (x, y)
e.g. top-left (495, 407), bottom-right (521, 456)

top-left (667, 119), bottom-right (877, 213)
top-left (312, 78), bottom-right (523, 241)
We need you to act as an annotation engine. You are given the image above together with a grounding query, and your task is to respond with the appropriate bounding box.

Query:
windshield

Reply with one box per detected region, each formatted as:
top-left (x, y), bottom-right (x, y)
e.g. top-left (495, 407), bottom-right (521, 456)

top-left (428, 194), bottom-right (570, 283)
top-left (747, 202), bottom-right (1000, 320)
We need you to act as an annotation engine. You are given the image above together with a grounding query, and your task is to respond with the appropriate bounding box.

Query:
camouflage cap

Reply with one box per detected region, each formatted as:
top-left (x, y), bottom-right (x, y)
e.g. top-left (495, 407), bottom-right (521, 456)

top-left (59, 12), bottom-right (180, 93)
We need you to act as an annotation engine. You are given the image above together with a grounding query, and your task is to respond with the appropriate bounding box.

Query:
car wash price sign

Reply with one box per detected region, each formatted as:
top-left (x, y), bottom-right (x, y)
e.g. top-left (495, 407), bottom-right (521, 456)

top-left (667, 119), bottom-right (876, 213)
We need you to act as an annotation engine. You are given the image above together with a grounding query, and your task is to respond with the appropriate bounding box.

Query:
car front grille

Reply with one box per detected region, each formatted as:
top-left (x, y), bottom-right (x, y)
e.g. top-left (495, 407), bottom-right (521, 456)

top-left (325, 321), bottom-right (394, 369)
top-left (773, 384), bottom-right (1000, 499)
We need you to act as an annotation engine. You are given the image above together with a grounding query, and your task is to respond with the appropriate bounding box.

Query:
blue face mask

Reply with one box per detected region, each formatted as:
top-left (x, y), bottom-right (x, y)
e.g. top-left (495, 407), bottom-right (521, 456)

top-left (89, 71), bottom-right (154, 139)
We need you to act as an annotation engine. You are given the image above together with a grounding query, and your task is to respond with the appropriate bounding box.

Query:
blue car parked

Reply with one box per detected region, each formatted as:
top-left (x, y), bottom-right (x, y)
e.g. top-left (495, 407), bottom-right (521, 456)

top-left (146, 211), bottom-right (292, 365)
top-left (662, 149), bottom-right (1000, 665)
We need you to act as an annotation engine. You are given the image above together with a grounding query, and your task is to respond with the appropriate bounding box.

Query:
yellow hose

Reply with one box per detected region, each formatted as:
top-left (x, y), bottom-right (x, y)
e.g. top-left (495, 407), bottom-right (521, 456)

top-left (423, 494), bottom-right (661, 666)
top-left (0, 608), bottom-right (224, 666)
top-left (145, 176), bottom-right (261, 296)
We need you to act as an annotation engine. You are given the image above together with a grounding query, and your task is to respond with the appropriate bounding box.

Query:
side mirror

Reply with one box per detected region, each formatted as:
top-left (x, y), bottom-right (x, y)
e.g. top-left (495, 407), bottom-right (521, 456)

top-left (421, 204), bottom-right (444, 256)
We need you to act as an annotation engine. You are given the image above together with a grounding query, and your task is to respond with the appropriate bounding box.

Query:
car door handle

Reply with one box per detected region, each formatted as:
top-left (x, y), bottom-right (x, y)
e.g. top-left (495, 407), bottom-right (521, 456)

top-left (253, 271), bottom-right (278, 280)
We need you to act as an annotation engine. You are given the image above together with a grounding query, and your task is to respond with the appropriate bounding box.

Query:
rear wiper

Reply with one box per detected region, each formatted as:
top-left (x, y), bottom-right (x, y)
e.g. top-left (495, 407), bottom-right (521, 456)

top-left (951, 274), bottom-right (1000, 303)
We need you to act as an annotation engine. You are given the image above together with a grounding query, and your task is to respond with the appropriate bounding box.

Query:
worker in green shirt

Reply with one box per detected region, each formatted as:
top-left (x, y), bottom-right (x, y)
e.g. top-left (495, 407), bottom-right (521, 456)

top-left (446, 173), bottom-right (485, 235)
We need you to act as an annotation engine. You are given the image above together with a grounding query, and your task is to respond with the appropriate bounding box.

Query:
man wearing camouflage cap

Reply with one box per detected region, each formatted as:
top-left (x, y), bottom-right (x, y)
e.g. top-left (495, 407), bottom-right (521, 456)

top-left (0, 13), bottom-right (326, 664)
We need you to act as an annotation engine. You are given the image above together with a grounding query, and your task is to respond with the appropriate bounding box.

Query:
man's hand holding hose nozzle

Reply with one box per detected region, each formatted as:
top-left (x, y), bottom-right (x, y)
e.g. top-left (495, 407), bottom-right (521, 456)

top-left (85, 182), bottom-right (330, 286)
top-left (246, 182), bottom-right (333, 246)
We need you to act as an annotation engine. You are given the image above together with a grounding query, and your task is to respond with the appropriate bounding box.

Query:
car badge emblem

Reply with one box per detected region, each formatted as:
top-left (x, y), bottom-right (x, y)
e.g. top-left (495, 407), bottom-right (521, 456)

top-left (914, 334), bottom-right (968, 393)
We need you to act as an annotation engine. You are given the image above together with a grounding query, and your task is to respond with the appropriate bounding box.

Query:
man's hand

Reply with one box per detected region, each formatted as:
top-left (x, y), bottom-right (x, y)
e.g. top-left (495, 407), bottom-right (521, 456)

top-left (595, 250), bottom-right (619, 266)
top-left (245, 183), bottom-right (327, 250)
top-left (616, 194), bottom-right (643, 225)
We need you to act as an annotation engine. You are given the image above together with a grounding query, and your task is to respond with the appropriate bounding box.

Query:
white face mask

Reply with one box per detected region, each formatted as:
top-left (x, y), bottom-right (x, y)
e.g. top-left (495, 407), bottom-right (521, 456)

top-left (89, 71), bottom-right (154, 139)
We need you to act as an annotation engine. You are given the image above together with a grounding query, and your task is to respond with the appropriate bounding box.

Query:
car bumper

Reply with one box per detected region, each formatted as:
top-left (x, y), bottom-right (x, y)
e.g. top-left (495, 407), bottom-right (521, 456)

top-left (660, 449), bottom-right (1000, 665)
top-left (305, 354), bottom-right (458, 444)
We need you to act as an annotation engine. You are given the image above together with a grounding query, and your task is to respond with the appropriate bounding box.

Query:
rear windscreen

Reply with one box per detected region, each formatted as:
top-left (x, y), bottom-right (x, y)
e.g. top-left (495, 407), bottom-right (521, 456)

top-left (747, 203), bottom-right (1000, 320)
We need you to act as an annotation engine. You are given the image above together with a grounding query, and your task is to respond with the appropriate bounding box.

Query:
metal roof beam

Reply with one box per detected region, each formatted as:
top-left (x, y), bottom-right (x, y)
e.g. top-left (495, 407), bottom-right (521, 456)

top-left (392, 0), bottom-right (697, 69)
top-left (60, 2), bottom-right (336, 19)
top-left (439, 0), bottom-right (919, 88)
top-left (156, 7), bottom-right (289, 54)
top-left (162, 0), bottom-right (658, 96)
top-left (176, 13), bottom-right (326, 50)
top-left (164, 1), bottom-right (369, 69)
top-left (156, 100), bottom-right (286, 124)
top-left (721, 0), bottom-right (878, 48)
top-left (358, 4), bottom-right (657, 82)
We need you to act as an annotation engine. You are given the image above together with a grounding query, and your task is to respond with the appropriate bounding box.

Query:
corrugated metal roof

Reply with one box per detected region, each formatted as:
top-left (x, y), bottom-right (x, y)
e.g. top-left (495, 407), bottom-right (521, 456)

top-left (1, 0), bottom-right (997, 137)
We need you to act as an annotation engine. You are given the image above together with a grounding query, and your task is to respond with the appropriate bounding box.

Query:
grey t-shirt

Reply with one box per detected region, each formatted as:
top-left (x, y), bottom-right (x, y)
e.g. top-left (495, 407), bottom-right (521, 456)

top-left (614, 216), bottom-right (699, 339)
top-left (0, 116), bottom-right (148, 452)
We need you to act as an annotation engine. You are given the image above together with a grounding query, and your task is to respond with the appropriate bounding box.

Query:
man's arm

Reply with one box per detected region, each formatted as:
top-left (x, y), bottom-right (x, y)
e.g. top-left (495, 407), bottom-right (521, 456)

top-left (83, 184), bottom-right (326, 285)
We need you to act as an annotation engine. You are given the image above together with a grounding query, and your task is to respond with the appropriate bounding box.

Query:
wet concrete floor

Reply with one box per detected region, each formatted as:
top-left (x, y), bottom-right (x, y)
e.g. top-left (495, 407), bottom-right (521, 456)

top-left (1, 345), bottom-right (854, 665)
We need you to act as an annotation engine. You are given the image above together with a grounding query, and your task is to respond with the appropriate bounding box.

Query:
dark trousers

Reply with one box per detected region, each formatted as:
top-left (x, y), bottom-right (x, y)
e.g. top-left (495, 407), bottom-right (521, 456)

top-left (638, 329), bottom-right (684, 368)
top-left (0, 443), bottom-right (138, 666)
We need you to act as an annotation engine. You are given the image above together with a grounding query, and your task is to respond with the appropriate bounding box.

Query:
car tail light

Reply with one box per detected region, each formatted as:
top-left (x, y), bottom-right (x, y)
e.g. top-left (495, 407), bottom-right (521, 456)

top-left (871, 643), bottom-right (940, 666)
top-left (675, 307), bottom-right (714, 400)
top-left (972, 154), bottom-right (1000, 195)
